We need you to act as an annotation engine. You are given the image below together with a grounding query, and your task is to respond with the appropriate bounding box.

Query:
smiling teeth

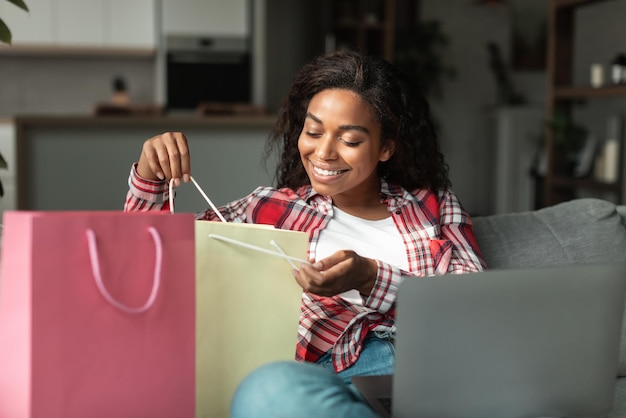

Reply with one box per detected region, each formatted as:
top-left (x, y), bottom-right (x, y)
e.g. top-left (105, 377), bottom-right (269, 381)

top-left (313, 166), bottom-right (344, 176)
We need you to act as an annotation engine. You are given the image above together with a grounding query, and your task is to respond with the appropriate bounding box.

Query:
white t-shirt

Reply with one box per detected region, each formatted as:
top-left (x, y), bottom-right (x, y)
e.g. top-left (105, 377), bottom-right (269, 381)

top-left (315, 206), bottom-right (408, 305)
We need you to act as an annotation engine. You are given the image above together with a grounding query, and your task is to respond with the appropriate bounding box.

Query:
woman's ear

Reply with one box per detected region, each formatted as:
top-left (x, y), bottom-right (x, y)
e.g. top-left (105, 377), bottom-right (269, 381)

top-left (379, 139), bottom-right (395, 162)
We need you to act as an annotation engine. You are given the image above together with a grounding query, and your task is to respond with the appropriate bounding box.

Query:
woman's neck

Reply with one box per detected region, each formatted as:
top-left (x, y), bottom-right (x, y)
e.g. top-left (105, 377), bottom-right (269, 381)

top-left (332, 198), bottom-right (390, 221)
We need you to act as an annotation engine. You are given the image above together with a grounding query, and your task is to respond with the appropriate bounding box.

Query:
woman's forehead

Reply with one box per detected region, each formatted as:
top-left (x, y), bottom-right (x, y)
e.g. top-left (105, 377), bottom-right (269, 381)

top-left (306, 89), bottom-right (374, 119)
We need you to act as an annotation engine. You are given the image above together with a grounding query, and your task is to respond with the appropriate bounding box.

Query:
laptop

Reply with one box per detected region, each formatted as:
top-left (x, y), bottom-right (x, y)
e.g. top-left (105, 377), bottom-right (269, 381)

top-left (352, 262), bottom-right (626, 418)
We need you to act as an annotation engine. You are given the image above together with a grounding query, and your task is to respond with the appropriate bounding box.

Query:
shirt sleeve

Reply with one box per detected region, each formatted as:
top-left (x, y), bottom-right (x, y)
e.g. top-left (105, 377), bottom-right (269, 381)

top-left (124, 163), bottom-right (258, 222)
top-left (437, 189), bottom-right (487, 274)
top-left (124, 163), bottom-right (170, 212)
top-left (361, 189), bottom-right (486, 314)
top-left (361, 260), bottom-right (403, 314)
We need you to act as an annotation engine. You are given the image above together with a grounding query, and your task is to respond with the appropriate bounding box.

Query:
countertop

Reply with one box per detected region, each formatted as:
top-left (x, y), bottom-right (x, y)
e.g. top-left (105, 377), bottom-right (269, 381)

top-left (13, 114), bottom-right (277, 128)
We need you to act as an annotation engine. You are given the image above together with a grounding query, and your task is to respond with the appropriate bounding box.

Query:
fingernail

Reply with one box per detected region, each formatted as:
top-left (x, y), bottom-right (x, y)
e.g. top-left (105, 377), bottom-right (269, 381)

top-left (174, 178), bottom-right (181, 187)
top-left (292, 269), bottom-right (299, 277)
top-left (183, 174), bottom-right (191, 183)
top-left (312, 262), bottom-right (323, 270)
top-left (157, 172), bottom-right (164, 180)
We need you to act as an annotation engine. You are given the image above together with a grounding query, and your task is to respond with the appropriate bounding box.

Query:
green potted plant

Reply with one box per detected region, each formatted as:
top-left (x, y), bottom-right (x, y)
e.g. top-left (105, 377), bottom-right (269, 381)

top-left (0, 0), bottom-right (28, 45)
top-left (0, 0), bottom-right (28, 196)
top-left (394, 20), bottom-right (456, 100)
top-left (546, 108), bottom-right (589, 176)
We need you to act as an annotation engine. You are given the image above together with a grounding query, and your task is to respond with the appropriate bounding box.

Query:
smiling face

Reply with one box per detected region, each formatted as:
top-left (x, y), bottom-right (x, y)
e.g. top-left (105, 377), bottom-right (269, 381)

top-left (298, 89), bottom-right (394, 210)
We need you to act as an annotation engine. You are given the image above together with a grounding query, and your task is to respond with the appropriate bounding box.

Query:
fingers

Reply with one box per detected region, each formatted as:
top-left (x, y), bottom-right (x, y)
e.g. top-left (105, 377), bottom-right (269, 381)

top-left (294, 251), bottom-right (376, 297)
top-left (293, 264), bottom-right (334, 296)
top-left (311, 251), bottom-right (349, 271)
top-left (137, 132), bottom-right (191, 184)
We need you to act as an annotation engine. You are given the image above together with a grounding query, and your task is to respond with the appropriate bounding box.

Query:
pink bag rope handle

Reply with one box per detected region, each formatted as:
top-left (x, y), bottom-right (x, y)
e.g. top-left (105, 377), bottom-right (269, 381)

top-left (169, 177), bottom-right (227, 222)
top-left (86, 226), bottom-right (162, 314)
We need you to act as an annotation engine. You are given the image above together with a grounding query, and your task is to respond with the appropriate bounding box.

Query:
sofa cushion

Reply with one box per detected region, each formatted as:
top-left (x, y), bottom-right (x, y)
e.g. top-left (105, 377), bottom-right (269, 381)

top-left (471, 198), bottom-right (626, 269)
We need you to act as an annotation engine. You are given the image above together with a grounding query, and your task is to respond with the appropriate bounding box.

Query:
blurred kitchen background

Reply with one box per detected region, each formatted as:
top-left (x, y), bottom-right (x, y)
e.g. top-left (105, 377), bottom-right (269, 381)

top-left (0, 0), bottom-right (625, 216)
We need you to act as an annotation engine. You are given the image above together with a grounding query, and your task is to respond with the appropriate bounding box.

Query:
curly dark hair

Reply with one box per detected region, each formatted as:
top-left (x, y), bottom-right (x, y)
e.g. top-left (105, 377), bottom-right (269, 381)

top-left (265, 49), bottom-right (450, 191)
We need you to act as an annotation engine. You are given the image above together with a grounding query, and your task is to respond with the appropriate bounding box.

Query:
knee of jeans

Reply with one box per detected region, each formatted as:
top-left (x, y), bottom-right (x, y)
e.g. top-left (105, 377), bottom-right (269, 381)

top-left (232, 360), bottom-right (380, 418)
top-left (231, 360), bottom-right (351, 418)
top-left (231, 361), bottom-right (311, 414)
top-left (234, 361), bottom-right (298, 397)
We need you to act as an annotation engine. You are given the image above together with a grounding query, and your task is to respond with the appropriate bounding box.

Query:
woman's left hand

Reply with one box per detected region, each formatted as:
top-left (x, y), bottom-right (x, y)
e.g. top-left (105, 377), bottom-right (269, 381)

top-left (294, 250), bottom-right (378, 297)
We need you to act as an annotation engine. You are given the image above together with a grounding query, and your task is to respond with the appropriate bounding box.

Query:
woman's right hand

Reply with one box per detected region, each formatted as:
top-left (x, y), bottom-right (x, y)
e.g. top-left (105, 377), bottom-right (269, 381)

top-left (137, 132), bottom-right (191, 186)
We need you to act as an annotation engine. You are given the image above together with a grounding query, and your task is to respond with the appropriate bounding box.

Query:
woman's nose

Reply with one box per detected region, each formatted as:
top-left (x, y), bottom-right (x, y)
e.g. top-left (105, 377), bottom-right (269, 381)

top-left (316, 135), bottom-right (337, 160)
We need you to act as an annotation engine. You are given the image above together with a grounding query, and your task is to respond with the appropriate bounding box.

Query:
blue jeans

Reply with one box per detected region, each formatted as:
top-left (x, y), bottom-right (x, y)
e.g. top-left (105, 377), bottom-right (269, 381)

top-left (230, 333), bottom-right (395, 418)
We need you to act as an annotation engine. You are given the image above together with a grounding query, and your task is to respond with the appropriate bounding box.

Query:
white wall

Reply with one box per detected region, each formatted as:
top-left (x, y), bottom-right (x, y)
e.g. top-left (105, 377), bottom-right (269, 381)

top-left (421, 1), bottom-right (515, 216)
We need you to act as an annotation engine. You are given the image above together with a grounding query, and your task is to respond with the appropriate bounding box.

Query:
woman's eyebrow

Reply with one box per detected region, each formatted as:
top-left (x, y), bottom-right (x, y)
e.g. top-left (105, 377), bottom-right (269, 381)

top-left (305, 112), bottom-right (369, 134)
top-left (338, 124), bottom-right (369, 134)
top-left (306, 112), bottom-right (323, 124)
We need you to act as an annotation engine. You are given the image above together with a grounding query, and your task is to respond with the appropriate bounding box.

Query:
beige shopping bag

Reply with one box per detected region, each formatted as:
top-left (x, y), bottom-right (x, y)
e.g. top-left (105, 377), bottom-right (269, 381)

top-left (168, 178), bottom-right (308, 418)
top-left (195, 221), bottom-right (308, 418)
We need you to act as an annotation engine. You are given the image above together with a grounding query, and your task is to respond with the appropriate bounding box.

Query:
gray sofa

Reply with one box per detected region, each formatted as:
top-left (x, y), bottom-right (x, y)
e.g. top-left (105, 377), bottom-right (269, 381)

top-left (471, 198), bottom-right (626, 418)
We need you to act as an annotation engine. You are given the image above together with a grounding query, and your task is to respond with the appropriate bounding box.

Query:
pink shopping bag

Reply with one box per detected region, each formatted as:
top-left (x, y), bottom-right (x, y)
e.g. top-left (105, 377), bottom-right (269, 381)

top-left (0, 211), bottom-right (196, 418)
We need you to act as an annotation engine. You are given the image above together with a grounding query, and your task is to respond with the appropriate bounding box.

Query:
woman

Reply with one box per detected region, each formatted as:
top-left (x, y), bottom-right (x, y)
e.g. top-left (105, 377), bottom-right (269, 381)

top-left (124, 50), bottom-right (486, 417)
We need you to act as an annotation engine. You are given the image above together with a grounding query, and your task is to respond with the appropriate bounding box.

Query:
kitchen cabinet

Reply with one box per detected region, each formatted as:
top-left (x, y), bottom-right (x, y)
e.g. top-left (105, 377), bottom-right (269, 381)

top-left (0, 0), bottom-right (156, 50)
top-left (543, 0), bottom-right (626, 207)
top-left (107, 0), bottom-right (156, 48)
top-left (56, 0), bottom-right (105, 47)
top-left (161, 0), bottom-right (249, 36)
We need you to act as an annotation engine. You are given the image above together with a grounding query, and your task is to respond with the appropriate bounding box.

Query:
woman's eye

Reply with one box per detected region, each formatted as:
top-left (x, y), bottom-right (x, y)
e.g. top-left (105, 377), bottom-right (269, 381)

top-left (339, 137), bottom-right (361, 147)
top-left (306, 131), bottom-right (322, 138)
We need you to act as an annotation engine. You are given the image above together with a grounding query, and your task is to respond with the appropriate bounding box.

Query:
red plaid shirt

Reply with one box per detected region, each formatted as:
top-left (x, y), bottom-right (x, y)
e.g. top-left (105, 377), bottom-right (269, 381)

top-left (125, 165), bottom-right (486, 372)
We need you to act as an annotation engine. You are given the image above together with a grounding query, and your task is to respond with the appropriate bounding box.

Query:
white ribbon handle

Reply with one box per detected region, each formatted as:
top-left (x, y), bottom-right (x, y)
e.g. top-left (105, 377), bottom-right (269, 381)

top-left (208, 233), bottom-right (310, 268)
top-left (170, 177), bottom-right (307, 269)
top-left (86, 226), bottom-right (163, 314)
top-left (169, 176), bottom-right (227, 223)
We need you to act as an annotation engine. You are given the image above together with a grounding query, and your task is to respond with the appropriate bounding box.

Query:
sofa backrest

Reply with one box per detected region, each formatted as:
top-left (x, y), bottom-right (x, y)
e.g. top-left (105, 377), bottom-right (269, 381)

top-left (471, 198), bottom-right (626, 377)
top-left (471, 198), bottom-right (626, 270)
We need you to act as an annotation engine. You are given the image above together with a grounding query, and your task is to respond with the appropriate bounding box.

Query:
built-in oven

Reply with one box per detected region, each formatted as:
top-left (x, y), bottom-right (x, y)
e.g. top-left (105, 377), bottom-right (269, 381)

top-left (165, 35), bottom-right (251, 112)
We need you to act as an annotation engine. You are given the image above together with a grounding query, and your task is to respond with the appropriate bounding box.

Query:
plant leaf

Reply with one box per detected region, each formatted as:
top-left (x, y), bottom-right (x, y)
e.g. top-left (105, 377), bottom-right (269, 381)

top-left (6, 0), bottom-right (28, 12)
top-left (0, 18), bottom-right (11, 45)
top-left (0, 153), bottom-right (7, 170)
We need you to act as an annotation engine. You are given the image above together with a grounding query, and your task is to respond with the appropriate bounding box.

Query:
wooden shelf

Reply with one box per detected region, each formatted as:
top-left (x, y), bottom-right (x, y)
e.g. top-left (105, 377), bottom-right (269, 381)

top-left (551, 176), bottom-right (621, 192)
top-left (554, 0), bottom-right (614, 8)
top-left (331, 0), bottom-right (395, 61)
top-left (543, 0), bottom-right (626, 207)
top-left (554, 84), bottom-right (626, 99)
top-left (335, 22), bottom-right (388, 31)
